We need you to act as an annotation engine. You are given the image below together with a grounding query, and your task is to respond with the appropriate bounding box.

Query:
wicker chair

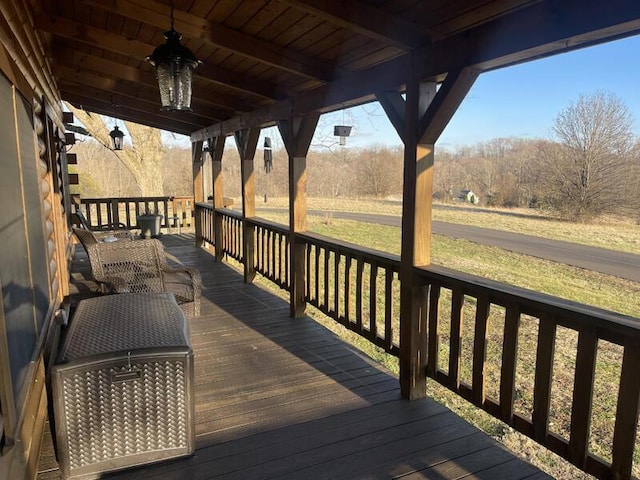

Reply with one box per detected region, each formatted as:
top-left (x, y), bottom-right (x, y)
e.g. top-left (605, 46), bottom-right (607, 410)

top-left (72, 210), bottom-right (134, 242)
top-left (72, 227), bottom-right (134, 252)
top-left (85, 238), bottom-right (202, 317)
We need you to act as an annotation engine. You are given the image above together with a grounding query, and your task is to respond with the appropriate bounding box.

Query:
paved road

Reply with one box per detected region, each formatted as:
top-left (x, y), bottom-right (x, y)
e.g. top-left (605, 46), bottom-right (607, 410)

top-left (291, 209), bottom-right (640, 283)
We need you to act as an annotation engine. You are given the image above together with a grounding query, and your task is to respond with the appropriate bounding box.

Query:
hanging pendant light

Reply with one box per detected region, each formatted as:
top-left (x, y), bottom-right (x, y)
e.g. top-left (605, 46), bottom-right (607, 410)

top-left (146, 2), bottom-right (200, 111)
top-left (109, 125), bottom-right (124, 150)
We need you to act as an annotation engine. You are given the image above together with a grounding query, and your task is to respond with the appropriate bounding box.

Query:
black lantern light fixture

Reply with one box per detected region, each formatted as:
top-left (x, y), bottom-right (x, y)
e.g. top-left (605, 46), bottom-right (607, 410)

top-left (109, 125), bottom-right (124, 150)
top-left (146, 2), bottom-right (200, 111)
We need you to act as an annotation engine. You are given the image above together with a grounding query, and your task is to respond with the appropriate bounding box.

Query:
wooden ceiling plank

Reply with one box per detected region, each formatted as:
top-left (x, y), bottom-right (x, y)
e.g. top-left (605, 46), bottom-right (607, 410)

top-left (35, 13), bottom-right (286, 100)
top-left (281, 0), bottom-right (432, 49)
top-left (81, 0), bottom-right (337, 81)
top-left (63, 92), bottom-right (206, 134)
top-left (223, 0), bottom-right (267, 30)
top-left (430, 0), bottom-right (541, 38)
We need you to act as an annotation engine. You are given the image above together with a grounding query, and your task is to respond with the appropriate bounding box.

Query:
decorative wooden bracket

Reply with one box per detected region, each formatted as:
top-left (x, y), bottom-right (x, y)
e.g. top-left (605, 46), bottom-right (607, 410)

top-left (377, 65), bottom-right (480, 146)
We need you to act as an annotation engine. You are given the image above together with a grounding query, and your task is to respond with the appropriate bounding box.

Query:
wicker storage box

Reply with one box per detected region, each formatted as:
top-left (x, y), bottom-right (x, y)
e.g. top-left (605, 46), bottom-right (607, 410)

top-left (51, 293), bottom-right (195, 480)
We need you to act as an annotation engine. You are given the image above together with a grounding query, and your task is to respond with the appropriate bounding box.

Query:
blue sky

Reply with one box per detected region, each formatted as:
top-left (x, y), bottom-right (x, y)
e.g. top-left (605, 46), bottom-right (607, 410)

top-left (310, 33), bottom-right (640, 151)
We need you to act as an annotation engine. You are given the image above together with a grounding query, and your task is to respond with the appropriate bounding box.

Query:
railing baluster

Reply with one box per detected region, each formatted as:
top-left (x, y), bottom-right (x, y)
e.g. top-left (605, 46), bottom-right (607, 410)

top-left (314, 245), bottom-right (320, 303)
top-left (384, 267), bottom-right (393, 352)
top-left (284, 235), bottom-right (289, 289)
top-left (85, 202), bottom-right (93, 226)
top-left (267, 229), bottom-right (273, 279)
top-left (612, 343), bottom-right (640, 479)
top-left (125, 201), bottom-right (132, 227)
top-left (324, 248), bottom-right (329, 312)
top-left (333, 250), bottom-right (340, 321)
top-left (110, 199), bottom-right (119, 226)
top-left (449, 287), bottom-right (464, 390)
top-left (369, 261), bottom-right (378, 338)
top-left (569, 328), bottom-right (598, 469)
top-left (472, 294), bottom-right (490, 406)
top-left (355, 258), bottom-right (363, 333)
top-left (96, 201), bottom-right (105, 227)
top-left (162, 200), bottom-right (169, 226)
top-left (500, 303), bottom-right (520, 423)
top-left (533, 315), bottom-right (556, 443)
top-left (427, 283), bottom-right (441, 378)
top-left (344, 255), bottom-right (352, 324)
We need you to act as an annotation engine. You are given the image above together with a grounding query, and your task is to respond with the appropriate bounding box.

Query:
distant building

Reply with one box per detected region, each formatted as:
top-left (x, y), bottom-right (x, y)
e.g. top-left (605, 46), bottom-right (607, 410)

top-left (458, 189), bottom-right (480, 204)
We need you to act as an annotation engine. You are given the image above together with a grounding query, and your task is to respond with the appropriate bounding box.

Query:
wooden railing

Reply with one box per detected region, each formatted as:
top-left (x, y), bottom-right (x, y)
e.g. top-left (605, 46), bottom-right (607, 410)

top-left (196, 201), bottom-right (215, 245)
top-left (415, 266), bottom-right (640, 479)
top-left (299, 231), bottom-right (400, 355)
top-left (248, 217), bottom-right (289, 290)
top-left (80, 196), bottom-right (195, 230)
top-left (194, 203), bottom-right (640, 479)
top-left (220, 210), bottom-right (243, 262)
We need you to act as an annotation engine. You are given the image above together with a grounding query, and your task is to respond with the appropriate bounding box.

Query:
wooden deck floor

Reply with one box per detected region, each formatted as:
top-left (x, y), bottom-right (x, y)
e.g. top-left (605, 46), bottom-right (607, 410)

top-left (37, 234), bottom-right (551, 480)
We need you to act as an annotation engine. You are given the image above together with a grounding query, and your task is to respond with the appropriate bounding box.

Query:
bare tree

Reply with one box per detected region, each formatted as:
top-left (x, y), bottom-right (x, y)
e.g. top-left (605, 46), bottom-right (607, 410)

top-left (72, 139), bottom-right (138, 197)
top-left (67, 105), bottom-right (166, 196)
top-left (539, 91), bottom-right (635, 220)
top-left (353, 145), bottom-right (403, 197)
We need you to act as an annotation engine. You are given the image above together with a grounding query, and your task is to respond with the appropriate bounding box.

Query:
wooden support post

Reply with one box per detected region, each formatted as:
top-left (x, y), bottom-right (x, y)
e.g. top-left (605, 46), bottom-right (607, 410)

top-left (211, 136), bottom-right (226, 261)
top-left (234, 128), bottom-right (260, 283)
top-left (378, 60), bottom-right (479, 400)
top-left (192, 140), bottom-right (204, 247)
top-left (278, 113), bottom-right (320, 318)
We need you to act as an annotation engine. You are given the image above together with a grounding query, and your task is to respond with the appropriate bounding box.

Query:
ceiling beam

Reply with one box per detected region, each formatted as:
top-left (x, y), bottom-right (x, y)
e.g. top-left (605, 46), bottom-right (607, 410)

top-left (81, 0), bottom-right (337, 82)
top-left (191, 101), bottom-right (293, 140)
top-left (63, 92), bottom-right (207, 134)
top-left (35, 14), bottom-right (287, 100)
top-left (281, 0), bottom-right (432, 49)
top-left (192, 0), bottom-right (640, 142)
top-left (462, 0), bottom-right (640, 70)
top-left (60, 82), bottom-right (219, 126)
top-left (54, 64), bottom-right (231, 119)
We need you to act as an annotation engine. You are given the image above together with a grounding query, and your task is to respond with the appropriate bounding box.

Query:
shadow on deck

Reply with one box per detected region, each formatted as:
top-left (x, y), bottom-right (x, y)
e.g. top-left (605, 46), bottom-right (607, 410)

top-left (37, 234), bottom-right (550, 480)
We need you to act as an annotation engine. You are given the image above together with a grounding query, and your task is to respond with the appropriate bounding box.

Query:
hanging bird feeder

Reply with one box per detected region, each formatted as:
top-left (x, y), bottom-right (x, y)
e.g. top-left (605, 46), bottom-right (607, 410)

top-left (334, 125), bottom-right (352, 146)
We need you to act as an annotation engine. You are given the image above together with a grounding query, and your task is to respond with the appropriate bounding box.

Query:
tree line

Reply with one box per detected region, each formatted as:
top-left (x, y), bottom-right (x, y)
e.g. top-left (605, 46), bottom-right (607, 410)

top-left (70, 91), bottom-right (640, 223)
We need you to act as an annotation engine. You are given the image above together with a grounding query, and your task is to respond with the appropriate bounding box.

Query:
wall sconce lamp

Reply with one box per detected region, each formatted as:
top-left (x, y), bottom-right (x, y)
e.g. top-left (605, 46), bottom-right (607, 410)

top-left (146, 2), bottom-right (201, 111)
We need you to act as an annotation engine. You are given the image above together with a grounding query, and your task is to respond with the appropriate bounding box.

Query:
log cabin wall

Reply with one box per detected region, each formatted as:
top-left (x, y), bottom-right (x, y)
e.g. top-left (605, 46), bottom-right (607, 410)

top-left (0, 9), bottom-right (69, 480)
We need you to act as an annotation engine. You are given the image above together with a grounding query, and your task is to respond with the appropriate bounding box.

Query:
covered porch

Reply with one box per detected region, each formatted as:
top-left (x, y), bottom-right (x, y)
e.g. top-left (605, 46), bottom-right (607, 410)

top-left (1, 1), bottom-right (640, 479)
top-left (37, 234), bottom-right (549, 480)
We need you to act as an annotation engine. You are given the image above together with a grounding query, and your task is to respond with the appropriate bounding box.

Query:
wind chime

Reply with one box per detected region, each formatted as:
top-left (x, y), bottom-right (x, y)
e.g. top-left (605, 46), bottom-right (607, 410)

top-left (263, 137), bottom-right (273, 173)
top-left (263, 137), bottom-right (273, 202)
